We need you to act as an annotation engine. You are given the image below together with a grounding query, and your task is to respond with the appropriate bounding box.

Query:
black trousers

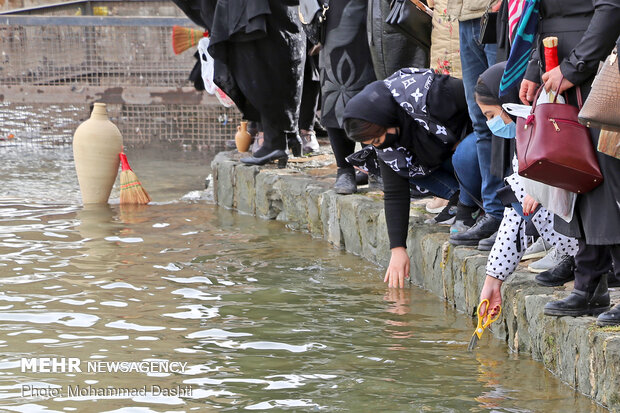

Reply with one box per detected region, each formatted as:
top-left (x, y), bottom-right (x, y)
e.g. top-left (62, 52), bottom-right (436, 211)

top-left (327, 127), bottom-right (356, 169)
top-left (574, 241), bottom-right (620, 292)
top-left (299, 54), bottom-right (320, 131)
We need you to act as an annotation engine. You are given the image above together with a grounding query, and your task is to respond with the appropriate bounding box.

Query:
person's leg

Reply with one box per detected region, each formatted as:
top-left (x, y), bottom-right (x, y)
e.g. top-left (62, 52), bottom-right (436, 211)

top-left (409, 163), bottom-right (459, 200)
top-left (299, 58), bottom-right (320, 132)
top-left (597, 245), bottom-right (620, 326)
top-left (459, 19), bottom-right (503, 220)
top-left (328, 127), bottom-right (356, 169)
top-left (328, 127), bottom-right (357, 194)
top-left (452, 132), bottom-right (482, 207)
top-left (544, 241), bottom-right (611, 316)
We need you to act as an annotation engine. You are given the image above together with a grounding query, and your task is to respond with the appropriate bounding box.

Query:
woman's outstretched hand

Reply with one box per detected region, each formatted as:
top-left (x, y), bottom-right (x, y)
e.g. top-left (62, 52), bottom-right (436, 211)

top-left (385, 247), bottom-right (410, 288)
top-left (480, 275), bottom-right (503, 318)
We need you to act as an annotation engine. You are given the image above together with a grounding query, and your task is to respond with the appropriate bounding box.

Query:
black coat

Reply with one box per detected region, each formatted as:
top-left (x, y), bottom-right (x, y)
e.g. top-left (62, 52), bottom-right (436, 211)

top-left (319, 0), bottom-right (376, 128)
top-left (524, 0), bottom-right (620, 244)
top-left (172, 0), bottom-right (305, 150)
top-left (366, 0), bottom-right (429, 80)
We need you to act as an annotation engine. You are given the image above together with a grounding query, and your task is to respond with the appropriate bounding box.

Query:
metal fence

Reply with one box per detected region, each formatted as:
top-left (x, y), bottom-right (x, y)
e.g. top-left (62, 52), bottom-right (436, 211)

top-left (0, 1), bottom-right (242, 150)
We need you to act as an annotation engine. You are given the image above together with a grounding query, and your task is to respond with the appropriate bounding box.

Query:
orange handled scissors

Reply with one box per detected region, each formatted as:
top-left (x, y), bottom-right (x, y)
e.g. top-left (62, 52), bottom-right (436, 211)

top-left (467, 299), bottom-right (501, 351)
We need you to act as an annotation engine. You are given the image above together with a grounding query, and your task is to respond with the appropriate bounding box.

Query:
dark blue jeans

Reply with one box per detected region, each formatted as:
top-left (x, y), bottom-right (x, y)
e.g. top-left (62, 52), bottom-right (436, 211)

top-left (452, 132), bottom-right (481, 207)
top-left (459, 18), bottom-right (504, 220)
top-left (409, 158), bottom-right (459, 200)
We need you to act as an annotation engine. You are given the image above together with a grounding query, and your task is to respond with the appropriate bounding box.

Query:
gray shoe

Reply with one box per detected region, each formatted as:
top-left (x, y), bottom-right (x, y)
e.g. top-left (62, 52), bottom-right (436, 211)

top-left (478, 231), bottom-right (497, 251)
top-left (522, 237), bottom-right (550, 261)
top-left (528, 247), bottom-right (566, 273)
top-left (334, 168), bottom-right (357, 194)
top-left (450, 219), bottom-right (471, 235)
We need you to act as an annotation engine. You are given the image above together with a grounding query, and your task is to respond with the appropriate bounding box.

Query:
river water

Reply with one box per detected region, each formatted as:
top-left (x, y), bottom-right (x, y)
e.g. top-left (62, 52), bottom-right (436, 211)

top-left (0, 147), bottom-right (605, 412)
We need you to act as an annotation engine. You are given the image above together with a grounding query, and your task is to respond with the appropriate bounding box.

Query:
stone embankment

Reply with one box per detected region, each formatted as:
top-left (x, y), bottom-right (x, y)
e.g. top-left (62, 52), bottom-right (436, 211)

top-left (212, 151), bottom-right (620, 411)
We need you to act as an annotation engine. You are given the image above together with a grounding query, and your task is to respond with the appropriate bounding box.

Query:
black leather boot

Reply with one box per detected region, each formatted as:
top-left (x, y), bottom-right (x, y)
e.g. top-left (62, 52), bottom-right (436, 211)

top-left (543, 274), bottom-right (610, 317)
top-left (240, 149), bottom-right (288, 168)
top-left (535, 255), bottom-right (576, 286)
top-left (449, 214), bottom-right (501, 246)
top-left (597, 304), bottom-right (620, 326)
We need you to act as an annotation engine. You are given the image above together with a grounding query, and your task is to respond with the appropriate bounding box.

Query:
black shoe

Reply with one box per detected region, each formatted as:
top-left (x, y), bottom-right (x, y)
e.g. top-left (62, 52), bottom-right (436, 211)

top-left (368, 173), bottom-right (383, 191)
top-left (428, 192), bottom-right (459, 224)
top-left (287, 134), bottom-right (302, 157)
top-left (544, 274), bottom-right (610, 317)
top-left (477, 231), bottom-right (497, 251)
top-left (597, 304), bottom-right (620, 326)
top-left (334, 168), bottom-right (357, 194)
top-left (240, 149), bottom-right (288, 168)
top-left (535, 255), bottom-right (575, 286)
top-left (450, 214), bottom-right (501, 246)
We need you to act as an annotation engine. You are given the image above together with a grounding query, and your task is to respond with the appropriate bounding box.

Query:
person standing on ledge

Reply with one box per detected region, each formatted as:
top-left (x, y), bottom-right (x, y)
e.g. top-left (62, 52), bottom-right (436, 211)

top-left (319, 0), bottom-right (377, 194)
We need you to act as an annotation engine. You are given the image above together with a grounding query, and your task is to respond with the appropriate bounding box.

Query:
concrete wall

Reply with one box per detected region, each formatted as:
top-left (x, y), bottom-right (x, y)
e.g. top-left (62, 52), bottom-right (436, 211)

top-left (212, 152), bottom-right (620, 411)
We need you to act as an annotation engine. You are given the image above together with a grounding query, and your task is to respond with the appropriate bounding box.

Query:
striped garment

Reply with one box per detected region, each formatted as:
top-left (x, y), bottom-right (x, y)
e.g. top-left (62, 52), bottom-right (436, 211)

top-left (499, 0), bottom-right (540, 97)
top-left (508, 0), bottom-right (526, 42)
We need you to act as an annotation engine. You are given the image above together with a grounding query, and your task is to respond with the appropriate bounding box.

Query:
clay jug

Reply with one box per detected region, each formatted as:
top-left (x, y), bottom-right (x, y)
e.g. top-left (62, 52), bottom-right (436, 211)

top-left (235, 121), bottom-right (252, 152)
top-left (73, 103), bottom-right (123, 204)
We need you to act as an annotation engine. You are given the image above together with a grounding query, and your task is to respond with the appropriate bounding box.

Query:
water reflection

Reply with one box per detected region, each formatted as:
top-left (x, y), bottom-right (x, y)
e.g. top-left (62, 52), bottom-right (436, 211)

top-left (0, 148), bottom-right (606, 412)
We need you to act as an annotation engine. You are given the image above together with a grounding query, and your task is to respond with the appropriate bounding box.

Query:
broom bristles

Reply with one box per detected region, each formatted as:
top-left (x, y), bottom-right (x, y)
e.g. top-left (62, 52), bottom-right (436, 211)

top-left (172, 26), bottom-right (208, 55)
top-left (119, 153), bottom-right (151, 205)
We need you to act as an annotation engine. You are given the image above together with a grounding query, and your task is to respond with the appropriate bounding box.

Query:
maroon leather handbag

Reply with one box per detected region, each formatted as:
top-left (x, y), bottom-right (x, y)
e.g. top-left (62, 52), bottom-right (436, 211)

top-left (516, 80), bottom-right (603, 194)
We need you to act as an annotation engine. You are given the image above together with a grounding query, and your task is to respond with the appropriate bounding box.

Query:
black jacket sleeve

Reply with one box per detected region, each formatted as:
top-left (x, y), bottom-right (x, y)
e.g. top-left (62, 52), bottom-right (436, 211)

top-left (560, 0), bottom-right (620, 86)
top-left (379, 159), bottom-right (411, 250)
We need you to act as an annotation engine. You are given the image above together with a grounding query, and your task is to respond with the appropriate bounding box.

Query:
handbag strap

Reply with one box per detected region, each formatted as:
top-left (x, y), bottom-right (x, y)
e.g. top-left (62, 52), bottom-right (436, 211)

top-left (531, 77), bottom-right (584, 111)
top-left (551, 77), bottom-right (584, 108)
top-left (407, 0), bottom-right (433, 17)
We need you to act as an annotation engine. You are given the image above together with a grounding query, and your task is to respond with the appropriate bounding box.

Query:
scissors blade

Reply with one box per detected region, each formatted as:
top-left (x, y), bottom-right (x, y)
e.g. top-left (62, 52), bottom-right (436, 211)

top-left (467, 333), bottom-right (479, 352)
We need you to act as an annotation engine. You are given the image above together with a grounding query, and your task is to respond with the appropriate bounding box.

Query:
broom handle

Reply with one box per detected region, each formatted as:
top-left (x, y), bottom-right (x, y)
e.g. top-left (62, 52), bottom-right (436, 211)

top-left (119, 152), bottom-right (132, 172)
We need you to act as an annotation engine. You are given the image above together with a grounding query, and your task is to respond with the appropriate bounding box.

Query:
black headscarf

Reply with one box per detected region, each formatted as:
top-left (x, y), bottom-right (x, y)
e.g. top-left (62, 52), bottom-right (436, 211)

top-left (477, 61), bottom-right (520, 178)
top-left (478, 61), bottom-right (520, 107)
top-left (344, 72), bottom-right (471, 167)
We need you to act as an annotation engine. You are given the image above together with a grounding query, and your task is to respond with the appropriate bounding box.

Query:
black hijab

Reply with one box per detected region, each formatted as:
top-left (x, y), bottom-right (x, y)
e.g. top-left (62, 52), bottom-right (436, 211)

top-left (478, 61), bottom-right (520, 108)
top-left (344, 73), bottom-right (471, 167)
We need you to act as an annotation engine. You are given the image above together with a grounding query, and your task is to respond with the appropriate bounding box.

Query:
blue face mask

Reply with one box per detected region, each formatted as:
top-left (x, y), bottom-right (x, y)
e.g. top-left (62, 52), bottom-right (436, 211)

top-left (486, 114), bottom-right (516, 139)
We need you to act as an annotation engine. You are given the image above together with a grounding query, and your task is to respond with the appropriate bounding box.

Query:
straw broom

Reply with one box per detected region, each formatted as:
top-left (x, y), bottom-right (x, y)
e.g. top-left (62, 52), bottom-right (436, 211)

top-left (119, 152), bottom-right (151, 204)
top-left (172, 26), bottom-right (209, 55)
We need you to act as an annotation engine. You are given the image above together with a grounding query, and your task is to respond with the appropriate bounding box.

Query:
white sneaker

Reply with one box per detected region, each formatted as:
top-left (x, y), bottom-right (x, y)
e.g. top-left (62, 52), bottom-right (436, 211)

top-left (527, 247), bottom-right (567, 273)
top-left (522, 237), bottom-right (551, 261)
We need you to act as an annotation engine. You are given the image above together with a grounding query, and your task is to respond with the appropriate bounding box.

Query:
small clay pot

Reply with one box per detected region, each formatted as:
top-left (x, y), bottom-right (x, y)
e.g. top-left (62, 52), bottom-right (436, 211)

top-left (235, 121), bottom-right (252, 153)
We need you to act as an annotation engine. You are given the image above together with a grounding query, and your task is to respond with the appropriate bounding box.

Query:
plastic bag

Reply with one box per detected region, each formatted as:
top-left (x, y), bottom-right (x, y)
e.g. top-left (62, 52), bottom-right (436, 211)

top-left (197, 38), bottom-right (235, 108)
top-left (502, 90), bottom-right (565, 119)
top-left (520, 176), bottom-right (577, 222)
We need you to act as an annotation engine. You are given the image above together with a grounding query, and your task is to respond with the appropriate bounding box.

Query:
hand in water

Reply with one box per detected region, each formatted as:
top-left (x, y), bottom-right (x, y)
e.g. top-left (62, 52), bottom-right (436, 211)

top-left (385, 247), bottom-right (410, 288)
top-left (480, 275), bottom-right (503, 319)
top-left (383, 288), bottom-right (412, 315)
